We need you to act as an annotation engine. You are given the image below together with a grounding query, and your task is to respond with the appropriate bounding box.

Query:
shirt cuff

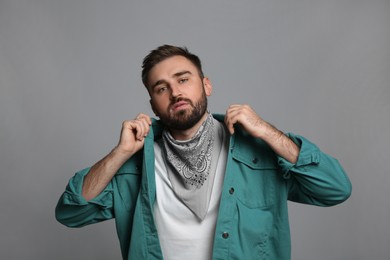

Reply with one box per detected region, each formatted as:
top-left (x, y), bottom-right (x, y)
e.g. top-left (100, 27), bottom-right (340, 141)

top-left (62, 167), bottom-right (113, 209)
top-left (277, 133), bottom-right (321, 178)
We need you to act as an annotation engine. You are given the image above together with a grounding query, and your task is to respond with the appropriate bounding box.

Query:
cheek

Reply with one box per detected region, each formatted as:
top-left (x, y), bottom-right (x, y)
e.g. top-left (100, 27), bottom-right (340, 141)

top-left (151, 98), bottom-right (168, 113)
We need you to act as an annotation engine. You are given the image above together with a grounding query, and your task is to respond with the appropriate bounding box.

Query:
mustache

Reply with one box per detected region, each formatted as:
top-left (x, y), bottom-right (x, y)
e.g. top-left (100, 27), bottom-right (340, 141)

top-left (170, 97), bottom-right (193, 107)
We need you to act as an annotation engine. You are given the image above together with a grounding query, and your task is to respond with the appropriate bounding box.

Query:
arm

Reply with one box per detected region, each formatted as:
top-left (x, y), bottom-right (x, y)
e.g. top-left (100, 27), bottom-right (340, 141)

top-left (82, 114), bottom-right (151, 200)
top-left (225, 104), bottom-right (351, 206)
top-left (279, 134), bottom-right (352, 206)
top-left (55, 114), bottom-right (151, 227)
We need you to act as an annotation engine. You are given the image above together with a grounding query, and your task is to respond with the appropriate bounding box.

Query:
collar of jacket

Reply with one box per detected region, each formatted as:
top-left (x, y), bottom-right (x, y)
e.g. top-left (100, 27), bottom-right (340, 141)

top-left (140, 113), bottom-right (272, 202)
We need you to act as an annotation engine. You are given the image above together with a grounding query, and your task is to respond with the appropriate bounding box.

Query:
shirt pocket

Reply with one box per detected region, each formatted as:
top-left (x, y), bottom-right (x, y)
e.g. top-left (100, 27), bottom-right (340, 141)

top-left (232, 145), bottom-right (279, 209)
top-left (114, 160), bottom-right (142, 211)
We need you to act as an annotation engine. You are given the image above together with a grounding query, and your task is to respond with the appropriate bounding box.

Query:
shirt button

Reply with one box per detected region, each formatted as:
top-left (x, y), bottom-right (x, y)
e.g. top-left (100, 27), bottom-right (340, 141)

top-left (252, 157), bottom-right (258, 164)
top-left (222, 232), bottom-right (229, 239)
top-left (229, 187), bottom-right (235, 194)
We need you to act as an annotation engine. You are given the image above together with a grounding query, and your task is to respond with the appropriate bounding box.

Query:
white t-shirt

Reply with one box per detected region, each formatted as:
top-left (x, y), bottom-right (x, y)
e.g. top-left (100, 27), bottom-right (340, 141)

top-left (153, 133), bottom-right (228, 260)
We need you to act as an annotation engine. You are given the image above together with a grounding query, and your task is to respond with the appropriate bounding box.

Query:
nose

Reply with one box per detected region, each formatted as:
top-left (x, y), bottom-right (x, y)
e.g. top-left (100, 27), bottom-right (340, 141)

top-left (170, 83), bottom-right (182, 98)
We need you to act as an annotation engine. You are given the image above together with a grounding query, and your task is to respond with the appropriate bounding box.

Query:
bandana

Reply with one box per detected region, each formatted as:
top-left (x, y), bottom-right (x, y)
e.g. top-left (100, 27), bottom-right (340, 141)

top-left (161, 113), bottom-right (224, 220)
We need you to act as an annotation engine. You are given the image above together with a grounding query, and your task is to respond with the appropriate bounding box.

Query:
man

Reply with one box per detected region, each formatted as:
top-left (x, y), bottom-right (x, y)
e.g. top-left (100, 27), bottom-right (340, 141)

top-left (56, 45), bottom-right (352, 260)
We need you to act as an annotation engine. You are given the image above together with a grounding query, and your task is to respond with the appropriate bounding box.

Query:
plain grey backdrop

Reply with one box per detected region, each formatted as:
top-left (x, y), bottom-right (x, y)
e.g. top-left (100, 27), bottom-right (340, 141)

top-left (1, 0), bottom-right (389, 259)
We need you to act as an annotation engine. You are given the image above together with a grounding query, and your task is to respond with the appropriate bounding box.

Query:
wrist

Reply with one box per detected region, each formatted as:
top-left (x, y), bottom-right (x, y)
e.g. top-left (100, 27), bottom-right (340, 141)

top-left (256, 121), bottom-right (283, 141)
top-left (111, 146), bottom-right (134, 162)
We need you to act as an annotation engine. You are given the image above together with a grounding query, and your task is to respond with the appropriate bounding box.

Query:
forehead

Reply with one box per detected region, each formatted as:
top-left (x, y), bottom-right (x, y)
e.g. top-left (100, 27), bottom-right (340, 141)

top-left (148, 56), bottom-right (197, 82)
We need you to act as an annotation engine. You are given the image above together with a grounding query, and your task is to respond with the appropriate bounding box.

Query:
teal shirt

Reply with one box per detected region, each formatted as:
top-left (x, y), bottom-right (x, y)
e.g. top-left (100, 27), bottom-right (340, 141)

top-left (55, 114), bottom-right (351, 260)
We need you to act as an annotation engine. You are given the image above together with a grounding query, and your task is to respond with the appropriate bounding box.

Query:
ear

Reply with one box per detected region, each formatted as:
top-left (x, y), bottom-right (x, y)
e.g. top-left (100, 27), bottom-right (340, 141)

top-left (203, 77), bottom-right (213, 96)
top-left (149, 99), bottom-right (159, 117)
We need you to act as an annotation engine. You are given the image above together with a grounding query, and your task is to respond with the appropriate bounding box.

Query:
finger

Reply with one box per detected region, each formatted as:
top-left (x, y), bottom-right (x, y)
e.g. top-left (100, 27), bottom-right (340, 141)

top-left (227, 104), bottom-right (241, 109)
top-left (224, 112), bottom-right (237, 135)
top-left (134, 124), bottom-right (144, 141)
top-left (226, 105), bottom-right (245, 120)
top-left (125, 120), bottom-right (145, 141)
top-left (122, 120), bottom-right (135, 132)
top-left (228, 104), bottom-right (256, 122)
top-left (225, 105), bottom-right (242, 121)
top-left (136, 115), bottom-right (151, 136)
top-left (135, 120), bottom-right (149, 140)
top-left (225, 104), bottom-right (252, 134)
top-left (137, 118), bottom-right (150, 137)
top-left (134, 114), bottom-right (152, 138)
top-left (226, 104), bottom-right (239, 115)
top-left (136, 113), bottom-right (152, 125)
top-left (225, 107), bottom-right (234, 134)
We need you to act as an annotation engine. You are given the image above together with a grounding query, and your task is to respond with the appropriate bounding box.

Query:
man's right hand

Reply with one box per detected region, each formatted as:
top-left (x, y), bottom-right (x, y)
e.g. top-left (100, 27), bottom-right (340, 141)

top-left (82, 113), bottom-right (151, 201)
top-left (115, 113), bottom-right (152, 158)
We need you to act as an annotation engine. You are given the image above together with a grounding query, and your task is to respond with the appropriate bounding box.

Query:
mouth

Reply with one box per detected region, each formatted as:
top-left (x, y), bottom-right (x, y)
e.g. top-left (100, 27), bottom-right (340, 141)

top-left (171, 100), bottom-right (190, 111)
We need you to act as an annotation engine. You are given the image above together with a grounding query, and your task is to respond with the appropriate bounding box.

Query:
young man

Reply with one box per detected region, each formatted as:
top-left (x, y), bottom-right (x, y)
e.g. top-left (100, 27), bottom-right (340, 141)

top-left (56, 45), bottom-right (352, 260)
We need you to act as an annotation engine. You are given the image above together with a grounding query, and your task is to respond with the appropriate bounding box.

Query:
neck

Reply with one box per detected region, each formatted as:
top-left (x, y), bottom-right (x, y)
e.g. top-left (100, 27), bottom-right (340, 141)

top-left (169, 112), bottom-right (209, 141)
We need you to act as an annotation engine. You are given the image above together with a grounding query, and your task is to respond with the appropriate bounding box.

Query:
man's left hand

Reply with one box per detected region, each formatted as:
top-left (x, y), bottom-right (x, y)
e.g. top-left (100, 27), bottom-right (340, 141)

top-left (224, 104), bottom-right (299, 163)
top-left (224, 104), bottom-right (270, 138)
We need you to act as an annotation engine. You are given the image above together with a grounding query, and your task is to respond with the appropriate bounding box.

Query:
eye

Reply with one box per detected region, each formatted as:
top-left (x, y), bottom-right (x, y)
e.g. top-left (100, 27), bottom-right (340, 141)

top-left (156, 86), bottom-right (168, 93)
top-left (178, 78), bottom-right (188, 84)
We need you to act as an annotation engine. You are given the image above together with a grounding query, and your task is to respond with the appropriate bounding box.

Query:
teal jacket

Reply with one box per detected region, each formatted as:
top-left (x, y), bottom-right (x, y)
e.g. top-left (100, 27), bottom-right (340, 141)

top-left (56, 114), bottom-right (351, 260)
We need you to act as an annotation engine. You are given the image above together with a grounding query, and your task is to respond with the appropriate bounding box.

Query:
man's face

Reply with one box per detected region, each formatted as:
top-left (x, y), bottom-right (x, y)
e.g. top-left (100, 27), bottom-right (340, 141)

top-left (147, 55), bottom-right (212, 130)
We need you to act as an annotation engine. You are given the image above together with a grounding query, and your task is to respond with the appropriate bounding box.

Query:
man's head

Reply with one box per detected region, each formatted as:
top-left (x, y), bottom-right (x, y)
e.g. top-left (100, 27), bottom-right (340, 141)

top-left (142, 45), bottom-right (204, 89)
top-left (141, 45), bottom-right (212, 132)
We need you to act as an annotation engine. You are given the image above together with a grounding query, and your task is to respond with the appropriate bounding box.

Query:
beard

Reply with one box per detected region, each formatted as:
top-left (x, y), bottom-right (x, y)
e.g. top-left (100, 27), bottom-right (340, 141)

top-left (158, 90), bottom-right (208, 131)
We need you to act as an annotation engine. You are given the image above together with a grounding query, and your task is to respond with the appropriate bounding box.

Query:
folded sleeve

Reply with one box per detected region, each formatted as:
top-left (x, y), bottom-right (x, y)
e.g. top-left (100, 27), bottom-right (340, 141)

top-left (55, 167), bottom-right (114, 227)
top-left (279, 134), bottom-right (352, 206)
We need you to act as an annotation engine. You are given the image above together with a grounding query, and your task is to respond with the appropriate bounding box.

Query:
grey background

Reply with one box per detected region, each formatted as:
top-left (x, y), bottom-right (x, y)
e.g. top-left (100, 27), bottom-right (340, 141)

top-left (1, 0), bottom-right (389, 259)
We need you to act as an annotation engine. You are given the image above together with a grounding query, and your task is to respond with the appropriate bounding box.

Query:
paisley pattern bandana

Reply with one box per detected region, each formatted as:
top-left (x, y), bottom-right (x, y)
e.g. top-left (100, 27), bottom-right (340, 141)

top-left (161, 113), bottom-right (224, 220)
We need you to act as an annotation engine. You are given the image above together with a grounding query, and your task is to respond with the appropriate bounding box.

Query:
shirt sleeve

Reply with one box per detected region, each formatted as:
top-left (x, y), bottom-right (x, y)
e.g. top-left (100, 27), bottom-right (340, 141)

top-left (55, 167), bottom-right (114, 227)
top-left (278, 134), bottom-right (352, 206)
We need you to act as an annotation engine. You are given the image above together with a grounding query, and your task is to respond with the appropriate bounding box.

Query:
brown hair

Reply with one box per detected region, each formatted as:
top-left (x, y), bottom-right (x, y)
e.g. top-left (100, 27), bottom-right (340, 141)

top-left (141, 45), bottom-right (204, 88)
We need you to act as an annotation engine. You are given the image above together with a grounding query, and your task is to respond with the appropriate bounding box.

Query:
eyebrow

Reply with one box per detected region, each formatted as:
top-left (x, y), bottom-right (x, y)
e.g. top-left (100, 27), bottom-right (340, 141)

top-left (173, 70), bottom-right (192, 78)
top-left (151, 70), bottom-right (192, 89)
